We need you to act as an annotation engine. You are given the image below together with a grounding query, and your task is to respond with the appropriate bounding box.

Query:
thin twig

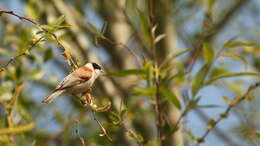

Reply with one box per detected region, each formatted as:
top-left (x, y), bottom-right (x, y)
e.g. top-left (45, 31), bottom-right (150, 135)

top-left (184, 0), bottom-right (249, 74)
top-left (75, 120), bottom-right (86, 146)
top-left (0, 37), bottom-right (44, 72)
top-left (195, 82), bottom-right (260, 146)
top-left (100, 36), bottom-right (142, 67)
top-left (91, 110), bottom-right (112, 141)
top-left (165, 91), bottom-right (194, 139)
top-left (0, 10), bottom-right (78, 70)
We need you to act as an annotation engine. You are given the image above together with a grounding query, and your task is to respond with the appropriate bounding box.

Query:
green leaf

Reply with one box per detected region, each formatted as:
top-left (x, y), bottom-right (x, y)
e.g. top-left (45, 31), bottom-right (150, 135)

top-left (205, 72), bottom-right (260, 85)
top-left (221, 54), bottom-right (248, 69)
top-left (209, 67), bottom-right (230, 78)
top-left (190, 96), bottom-right (201, 109)
top-left (160, 87), bottom-right (181, 109)
top-left (87, 21), bottom-right (98, 33)
top-left (192, 64), bottom-right (210, 96)
top-left (53, 15), bottom-right (65, 26)
top-left (40, 25), bottom-right (54, 32)
top-left (106, 69), bottom-right (146, 77)
top-left (224, 41), bottom-right (255, 48)
top-left (160, 49), bottom-right (190, 68)
top-left (132, 86), bottom-right (155, 97)
top-left (93, 36), bottom-right (99, 46)
top-left (43, 48), bottom-right (53, 62)
top-left (28, 69), bottom-right (45, 80)
top-left (35, 31), bottom-right (45, 35)
top-left (101, 22), bottom-right (107, 34)
top-left (109, 111), bottom-right (121, 125)
top-left (120, 109), bottom-right (128, 118)
top-left (203, 43), bottom-right (214, 65)
top-left (57, 24), bottom-right (72, 29)
top-left (195, 104), bottom-right (220, 109)
top-left (137, 9), bottom-right (149, 33)
top-left (137, 8), bottom-right (151, 45)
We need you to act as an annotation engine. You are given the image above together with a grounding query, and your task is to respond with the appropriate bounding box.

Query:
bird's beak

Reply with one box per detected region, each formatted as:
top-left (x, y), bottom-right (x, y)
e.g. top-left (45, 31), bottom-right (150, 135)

top-left (100, 69), bottom-right (105, 75)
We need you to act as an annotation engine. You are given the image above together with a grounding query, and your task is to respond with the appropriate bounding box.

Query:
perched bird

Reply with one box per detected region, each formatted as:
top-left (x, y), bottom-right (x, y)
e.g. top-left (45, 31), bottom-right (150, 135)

top-left (42, 62), bottom-right (103, 104)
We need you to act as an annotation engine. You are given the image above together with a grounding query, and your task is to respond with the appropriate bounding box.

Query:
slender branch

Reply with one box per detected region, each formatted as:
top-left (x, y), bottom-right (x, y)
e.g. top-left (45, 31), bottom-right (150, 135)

top-left (122, 126), bottom-right (144, 146)
top-left (0, 37), bottom-right (44, 72)
top-left (196, 82), bottom-right (260, 146)
top-left (91, 110), bottom-right (112, 141)
top-left (75, 124), bottom-right (86, 146)
top-left (184, 0), bottom-right (250, 73)
top-left (194, 109), bottom-right (240, 146)
top-left (166, 94), bottom-right (194, 139)
top-left (146, 0), bottom-right (163, 145)
top-left (99, 36), bottom-right (142, 67)
top-left (0, 10), bottom-right (78, 70)
top-left (0, 10), bottom-right (37, 25)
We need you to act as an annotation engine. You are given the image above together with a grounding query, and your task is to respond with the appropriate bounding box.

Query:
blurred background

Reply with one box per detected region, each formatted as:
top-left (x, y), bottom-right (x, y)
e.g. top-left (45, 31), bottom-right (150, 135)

top-left (1, 0), bottom-right (260, 146)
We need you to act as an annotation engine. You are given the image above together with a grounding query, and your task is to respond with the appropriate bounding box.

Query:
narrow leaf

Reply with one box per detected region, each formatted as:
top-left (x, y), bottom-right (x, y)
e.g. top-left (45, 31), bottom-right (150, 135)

top-left (87, 21), bottom-right (98, 33)
top-left (205, 72), bottom-right (260, 85)
top-left (43, 48), bottom-right (53, 62)
top-left (195, 104), bottom-right (220, 109)
top-left (160, 49), bottom-right (190, 68)
top-left (101, 22), bottom-right (107, 34)
top-left (221, 54), bottom-right (248, 69)
top-left (160, 87), bottom-right (181, 109)
top-left (224, 41), bottom-right (255, 48)
top-left (203, 43), bottom-right (214, 65)
top-left (209, 67), bottom-right (230, 78)
top-left (132, 87), bottom-right (155, 97)
top-left (57, 24), bottom-right (72, 29)
top-left (54, 15), bottom-right (65, 26)
top-left (192, 64), bottom-right (210, 96)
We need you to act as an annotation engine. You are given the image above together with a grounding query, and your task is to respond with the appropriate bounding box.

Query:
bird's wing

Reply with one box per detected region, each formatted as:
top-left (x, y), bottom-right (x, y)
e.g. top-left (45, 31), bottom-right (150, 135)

top-left (54, 67), bottom-right (93, 91)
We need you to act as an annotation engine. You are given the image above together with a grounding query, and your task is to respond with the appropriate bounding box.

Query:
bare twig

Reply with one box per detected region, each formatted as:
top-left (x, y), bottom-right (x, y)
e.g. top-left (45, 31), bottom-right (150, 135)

top-left (0, 10), bottom-right (78, 70)
top-left (75, 120), bottom-right (86, 146)
top-left (99, 35), bottom-right (142, 67)
top-left (195, 82), bottom-right (260, 146)
top-left (91, 110), bottom-right (112, 141)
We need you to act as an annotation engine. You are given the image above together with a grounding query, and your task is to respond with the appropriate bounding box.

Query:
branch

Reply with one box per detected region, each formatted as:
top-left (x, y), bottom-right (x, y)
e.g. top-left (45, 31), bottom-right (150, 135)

top-left (99, 36), bottom-right (142, 67)
top-left (185, 0), bottom-right (250, 73)
top-left (196, 82), bottom-right (260, 146)
top-left (0, 37), bottom-right (44, 72)
top-left (0, 10), bottom-right (78, 70)
top-left (194, 109), bottom-right (240, 146)
top-left (80, 93), bottom-right (112, 141)
top-left (147, 0), bottom-right (163, 145)
top-left (92, 110), bottom-right (112, 141)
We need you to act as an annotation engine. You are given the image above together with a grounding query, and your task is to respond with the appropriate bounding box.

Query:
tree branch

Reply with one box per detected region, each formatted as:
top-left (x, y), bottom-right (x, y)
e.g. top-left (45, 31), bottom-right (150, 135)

top-left (0, 10), bottom-right (78, 70)
top-left (196, 82), bottom-right (260, 146)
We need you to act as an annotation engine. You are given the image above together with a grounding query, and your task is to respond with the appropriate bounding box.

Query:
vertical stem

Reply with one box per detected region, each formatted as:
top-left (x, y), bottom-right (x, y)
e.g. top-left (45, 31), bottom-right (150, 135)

top-left (147, 0), bottom-right (163, 145)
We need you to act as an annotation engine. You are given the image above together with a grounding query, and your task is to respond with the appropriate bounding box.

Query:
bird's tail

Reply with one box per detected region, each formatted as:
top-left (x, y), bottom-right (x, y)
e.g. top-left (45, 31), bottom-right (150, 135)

top-left (41, 90), bottom-right (65, 104)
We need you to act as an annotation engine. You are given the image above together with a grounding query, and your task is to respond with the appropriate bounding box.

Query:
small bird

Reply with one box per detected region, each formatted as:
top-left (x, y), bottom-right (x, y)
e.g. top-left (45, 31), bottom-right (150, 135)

top-left (42, 62), bottom-right (103, 104)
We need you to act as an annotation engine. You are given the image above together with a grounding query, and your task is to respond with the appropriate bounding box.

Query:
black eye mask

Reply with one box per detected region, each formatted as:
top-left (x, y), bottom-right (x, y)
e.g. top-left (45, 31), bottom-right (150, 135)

top-left (91, 62), bottom-right (102, 70)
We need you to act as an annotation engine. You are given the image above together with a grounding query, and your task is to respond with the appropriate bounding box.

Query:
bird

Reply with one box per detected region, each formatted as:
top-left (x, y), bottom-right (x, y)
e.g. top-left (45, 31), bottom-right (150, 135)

top-left (41, 62), bottom-right (103, 104)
